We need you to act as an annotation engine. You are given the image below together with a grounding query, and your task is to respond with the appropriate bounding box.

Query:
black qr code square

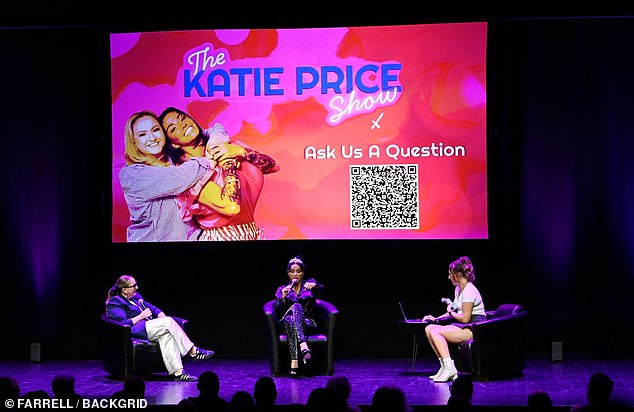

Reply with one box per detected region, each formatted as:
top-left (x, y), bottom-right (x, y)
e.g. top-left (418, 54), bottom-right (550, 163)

top-left (350, 164), bottom-right (419, 230)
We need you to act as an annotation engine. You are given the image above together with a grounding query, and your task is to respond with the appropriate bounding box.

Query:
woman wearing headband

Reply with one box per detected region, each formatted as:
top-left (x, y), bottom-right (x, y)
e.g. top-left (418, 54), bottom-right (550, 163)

top-left (422, 256), bottom-right (486, 382)
top-left (105, 275), bottom-right (214, 381)
top-left (274, 255), bottom-right (323, 376)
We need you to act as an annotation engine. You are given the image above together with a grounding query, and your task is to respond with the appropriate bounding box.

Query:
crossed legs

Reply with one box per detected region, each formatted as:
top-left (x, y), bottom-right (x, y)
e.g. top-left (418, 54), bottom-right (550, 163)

top-left (280, 303), bottom-right (311, 374)
top-left (146, 317), bottom-right (194, 375)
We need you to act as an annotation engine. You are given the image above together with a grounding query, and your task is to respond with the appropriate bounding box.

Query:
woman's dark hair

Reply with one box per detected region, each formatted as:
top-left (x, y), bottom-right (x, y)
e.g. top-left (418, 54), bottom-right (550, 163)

top-left (287, 255), bottom-right (306, 272)
top-left (158, 106), bottom-right (208, 165)
top-left (449, 256), bottom-right (476, 282)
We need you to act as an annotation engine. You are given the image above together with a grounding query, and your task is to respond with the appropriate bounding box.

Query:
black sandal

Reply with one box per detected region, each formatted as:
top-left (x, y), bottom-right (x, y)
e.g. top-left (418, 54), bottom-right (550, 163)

top-left (301, 349), bottom-right (312, 365)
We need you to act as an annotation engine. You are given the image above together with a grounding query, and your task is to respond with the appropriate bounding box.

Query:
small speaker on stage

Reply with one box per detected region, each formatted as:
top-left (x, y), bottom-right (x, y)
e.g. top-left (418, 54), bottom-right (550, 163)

top-left (551, 341), bottom-right (563, 362)
top-left (30, 343), bottom-right (41, 363)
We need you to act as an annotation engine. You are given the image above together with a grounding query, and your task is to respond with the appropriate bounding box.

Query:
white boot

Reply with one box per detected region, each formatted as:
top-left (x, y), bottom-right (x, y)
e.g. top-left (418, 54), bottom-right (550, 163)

top-left (433, 358), bottom-right (458, 382)
top-left (428, 358), bottom-right (444, 379)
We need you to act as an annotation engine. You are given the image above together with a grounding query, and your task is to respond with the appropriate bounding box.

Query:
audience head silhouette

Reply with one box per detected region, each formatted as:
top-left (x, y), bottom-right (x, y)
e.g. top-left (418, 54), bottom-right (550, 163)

top-left (183, 370), bottom-right (229, 412)
top-left (325, 376), bottom-right (352, 400)
top-left (306, 387), bottom-right (337, 412)
top-left (325, 376), bottom-right (362, 411)
top-left (197, 370), bottom-right (221, 397)
top-left (527, 390), bottom-right (553, 411)
top-left (0, 376), bottom-right (20, 402)
top-left (586, 371), bottom-right (614, 405)
top-left (253, 376), bottom-right (277, 410)
top-left (447, 394), bottom-right (470, 411)
top-left (450, 375), bottom-right (474, 404)
top-left (51, 375), bottom-right (80, 400)
top-left (372, 384), bottom-right (409, 412)
top-left (111, 374), bottom-right (145, 399)
top-left (230, 390), bottom-right (256, 412)
top-left (22, 390), bottom-right (50, 399)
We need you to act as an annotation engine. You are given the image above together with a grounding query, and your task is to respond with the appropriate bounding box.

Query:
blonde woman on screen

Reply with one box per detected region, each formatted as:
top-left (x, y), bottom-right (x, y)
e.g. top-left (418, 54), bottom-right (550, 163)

top-left (119, 110), bottom-right (239, 242)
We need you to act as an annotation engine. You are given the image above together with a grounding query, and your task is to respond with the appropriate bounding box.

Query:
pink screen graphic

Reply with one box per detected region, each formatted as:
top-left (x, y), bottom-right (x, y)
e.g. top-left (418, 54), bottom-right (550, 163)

top-left (111, 23), bottom-right (488, 241)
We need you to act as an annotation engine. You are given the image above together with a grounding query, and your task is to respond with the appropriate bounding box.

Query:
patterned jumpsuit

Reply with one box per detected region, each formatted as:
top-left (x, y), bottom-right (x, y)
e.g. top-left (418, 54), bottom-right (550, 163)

top-left (274, 278), bottom-right (323, 363)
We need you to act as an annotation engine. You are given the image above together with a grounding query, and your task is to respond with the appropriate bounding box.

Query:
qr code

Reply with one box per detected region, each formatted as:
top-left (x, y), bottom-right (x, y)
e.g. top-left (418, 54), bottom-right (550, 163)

top-left (350, 164), bottom-right (419, 230)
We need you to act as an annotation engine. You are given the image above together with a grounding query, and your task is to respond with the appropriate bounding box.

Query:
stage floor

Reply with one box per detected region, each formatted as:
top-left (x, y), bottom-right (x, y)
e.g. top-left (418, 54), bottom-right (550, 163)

top-left (1, 357), bottom-right (633, 408)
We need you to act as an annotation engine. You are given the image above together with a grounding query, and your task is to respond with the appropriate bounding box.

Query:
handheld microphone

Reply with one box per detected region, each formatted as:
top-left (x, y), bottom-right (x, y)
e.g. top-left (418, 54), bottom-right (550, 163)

top-left (138, 299), bottom-right (152, 320)
top-left (441, 298), bottom-right (457, 311)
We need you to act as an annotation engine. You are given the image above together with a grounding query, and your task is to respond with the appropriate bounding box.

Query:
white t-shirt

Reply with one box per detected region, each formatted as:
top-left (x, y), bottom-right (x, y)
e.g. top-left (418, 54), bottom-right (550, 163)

top-left (454, 282), bottom-right (486, 316)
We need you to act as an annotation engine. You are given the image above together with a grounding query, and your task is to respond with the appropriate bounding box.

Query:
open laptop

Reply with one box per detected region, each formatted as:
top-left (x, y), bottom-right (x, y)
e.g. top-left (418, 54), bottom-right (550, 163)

top-left (398, 301), bottom-right (428, 324)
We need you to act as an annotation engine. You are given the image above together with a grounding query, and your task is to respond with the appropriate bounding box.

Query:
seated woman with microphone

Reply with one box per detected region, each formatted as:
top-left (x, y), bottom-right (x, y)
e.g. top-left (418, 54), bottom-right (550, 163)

top-left (274, 255), bottom-right (323, 376)
top-left (105, 274), bottom-right (214, 381)
top-left (422, 256), bottom-right (486, 382)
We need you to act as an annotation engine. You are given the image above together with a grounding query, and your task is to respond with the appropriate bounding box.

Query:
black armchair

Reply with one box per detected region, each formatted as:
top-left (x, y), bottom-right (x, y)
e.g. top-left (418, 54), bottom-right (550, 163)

top-left (449, 303), bottom-right (527, 380)
top-left (263, 299), bottom-right (338, 376)
top-left (100, 313), bottom-right (188, 379)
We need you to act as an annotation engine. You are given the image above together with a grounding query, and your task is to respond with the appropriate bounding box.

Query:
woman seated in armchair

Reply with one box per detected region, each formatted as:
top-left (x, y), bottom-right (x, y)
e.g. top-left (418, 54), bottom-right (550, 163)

top-left (105, 275), bottom-right (214, 381)
top-left (273, 255), bottom-right (323, 376)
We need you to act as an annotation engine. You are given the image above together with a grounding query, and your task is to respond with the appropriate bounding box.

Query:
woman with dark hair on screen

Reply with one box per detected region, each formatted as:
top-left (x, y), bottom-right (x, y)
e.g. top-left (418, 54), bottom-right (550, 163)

top-left (159, 107), bottom-right (279, 240)
top-left (274, 255), bottom-right (323, 376)
top-left (105, 275), bottom-right (214, 381)
top-left (422, 256), bottom-right (486, 382)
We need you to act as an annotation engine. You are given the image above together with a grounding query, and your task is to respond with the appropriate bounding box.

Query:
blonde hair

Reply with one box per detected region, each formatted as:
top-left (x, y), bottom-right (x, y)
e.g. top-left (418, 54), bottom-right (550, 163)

top-left (105, 274), bottom-right (136, 305)
top-left (123, 111), bottom-right (170, 167)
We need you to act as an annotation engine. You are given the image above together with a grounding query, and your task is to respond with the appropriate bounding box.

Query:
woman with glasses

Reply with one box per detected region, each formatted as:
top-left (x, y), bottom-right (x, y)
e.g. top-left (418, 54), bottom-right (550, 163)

top-left (105, 275), bottom-right (214, 381)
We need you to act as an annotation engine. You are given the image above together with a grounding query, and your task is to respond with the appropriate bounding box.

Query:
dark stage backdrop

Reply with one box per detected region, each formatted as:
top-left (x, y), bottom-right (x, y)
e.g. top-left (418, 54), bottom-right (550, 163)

top-left (1, 14), bottom-right (633, 362)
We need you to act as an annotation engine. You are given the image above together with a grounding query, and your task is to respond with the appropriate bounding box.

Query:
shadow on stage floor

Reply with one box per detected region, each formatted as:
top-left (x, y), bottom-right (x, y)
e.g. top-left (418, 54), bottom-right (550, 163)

top-left (1, 357), bottom-right (633, 410)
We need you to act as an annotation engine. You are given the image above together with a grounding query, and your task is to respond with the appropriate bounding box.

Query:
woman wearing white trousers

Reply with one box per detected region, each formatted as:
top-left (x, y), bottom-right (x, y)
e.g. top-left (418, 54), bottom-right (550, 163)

top-left (106, 275), bottom-right (214, 381)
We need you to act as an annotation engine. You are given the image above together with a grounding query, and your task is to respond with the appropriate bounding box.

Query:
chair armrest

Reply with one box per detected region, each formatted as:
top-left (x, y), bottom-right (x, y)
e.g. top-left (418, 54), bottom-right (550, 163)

top-left (263, 300), bottom-right (279, 327)
top-left (314, 299), bottom-right (339, 323)
top-left (263, 300), bottom-right (280, 340)
top-left (471, 311), bottom-right (526, 332)
top-left (263, 300), bottom-right (277, 317)
top-left (316, 299), bottom-right (339, 315)
top-left (470, 313), bottom-right (527, 355)
top-left (101, 313), bottom-right (131, 329)
top-left (314, 299), bottom-right (338, 340)
top-left (262, 300), bottom-right (282, 375)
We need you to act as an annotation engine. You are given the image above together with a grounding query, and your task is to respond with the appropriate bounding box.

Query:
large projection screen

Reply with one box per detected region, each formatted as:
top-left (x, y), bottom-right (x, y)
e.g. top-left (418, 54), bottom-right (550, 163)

top-left (111, 22), bottom-right (487, 242)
